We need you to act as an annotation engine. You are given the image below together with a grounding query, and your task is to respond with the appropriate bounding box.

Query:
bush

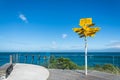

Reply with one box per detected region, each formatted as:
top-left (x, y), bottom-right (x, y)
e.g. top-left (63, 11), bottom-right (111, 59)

top-left (102, 64), bottom-right (115, 71)
top-left (94, 64), bottom-right (120, 74)
top-left (49, 57), bottom-right (80, 70)
top-left (49, 56), bottom-right (120, 74)
top-left (49, 55), bottom-right (57, 68)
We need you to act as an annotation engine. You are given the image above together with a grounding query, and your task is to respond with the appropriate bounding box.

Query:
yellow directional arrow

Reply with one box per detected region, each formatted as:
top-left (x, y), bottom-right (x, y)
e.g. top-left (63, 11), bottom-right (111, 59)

top-left (79, 18), bottom-right (92, 27)
top-left (73, 18), bottom-right (100, 38)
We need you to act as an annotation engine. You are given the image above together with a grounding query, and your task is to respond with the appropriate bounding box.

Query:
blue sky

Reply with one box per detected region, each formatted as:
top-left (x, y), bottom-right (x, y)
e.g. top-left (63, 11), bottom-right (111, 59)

top-left (0, 0), bottom-right (120, 52)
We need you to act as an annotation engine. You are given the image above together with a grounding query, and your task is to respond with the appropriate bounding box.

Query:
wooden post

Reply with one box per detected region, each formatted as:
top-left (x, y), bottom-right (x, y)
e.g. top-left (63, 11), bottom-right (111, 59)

top-left (10, 55), bottom-right (12, 64)
top-left (31, 55), bottom-right (34, 64)
top-left (24, 55), bottom-right (27, 63)
top-left (38, 55), bottom-right (40, 65)
top-left (16, 54), bottom-right (18, 63)
top-left (112, 56), bottom-right (114, 65)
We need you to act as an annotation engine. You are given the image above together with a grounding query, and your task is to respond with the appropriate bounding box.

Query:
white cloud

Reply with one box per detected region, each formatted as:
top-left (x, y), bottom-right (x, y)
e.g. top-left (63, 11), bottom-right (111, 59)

top-left (62, 34), bottom-right (67, 39)
top-left (19, 13), bottom-right (28, 23)
top-left (106, 41), bottom-right (120, 48)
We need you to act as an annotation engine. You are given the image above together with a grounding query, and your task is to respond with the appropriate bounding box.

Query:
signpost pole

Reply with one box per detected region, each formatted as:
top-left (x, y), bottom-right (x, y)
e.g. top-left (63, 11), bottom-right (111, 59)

top-left (85, 37), bottom-right (87, 75)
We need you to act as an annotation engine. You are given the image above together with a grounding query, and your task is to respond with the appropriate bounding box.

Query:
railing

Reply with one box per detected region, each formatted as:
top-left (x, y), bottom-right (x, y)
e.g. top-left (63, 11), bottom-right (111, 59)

top-left (50, 55), bottom-right (120, 67)
top-left (12, 54), bottom-right (50, 68)
top-left (0, 53), bottom-right (120, 67)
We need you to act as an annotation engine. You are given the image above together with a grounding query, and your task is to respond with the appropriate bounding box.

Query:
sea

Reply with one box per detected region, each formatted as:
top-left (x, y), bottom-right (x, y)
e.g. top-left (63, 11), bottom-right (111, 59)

top-left (0, 52), bottom-right (120, 67)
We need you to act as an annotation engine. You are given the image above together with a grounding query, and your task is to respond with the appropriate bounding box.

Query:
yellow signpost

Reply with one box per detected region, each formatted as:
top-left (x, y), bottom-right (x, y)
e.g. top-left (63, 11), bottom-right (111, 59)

top-left (72, 18), bottom-right (100, 75)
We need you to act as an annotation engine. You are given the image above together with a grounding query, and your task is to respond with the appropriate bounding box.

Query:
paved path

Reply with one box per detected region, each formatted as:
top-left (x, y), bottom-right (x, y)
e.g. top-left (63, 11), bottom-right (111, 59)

top-left (48, 69), bottom-right (120, 80)
top-left (6, 63), bottom-right (49, 80)
top-left (4, 64), bottom-right (120, 80)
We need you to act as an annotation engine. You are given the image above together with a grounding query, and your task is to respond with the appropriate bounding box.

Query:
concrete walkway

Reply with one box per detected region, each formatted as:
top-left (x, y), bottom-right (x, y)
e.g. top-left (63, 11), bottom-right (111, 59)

top-left (7, 63), bottom-right (49, 80)
top-left (4, 64), bottom-right (120, 80)
top-left (77, 70), bottom-right (120, 80)
top-left (48, 69), bottom-right (120, 80)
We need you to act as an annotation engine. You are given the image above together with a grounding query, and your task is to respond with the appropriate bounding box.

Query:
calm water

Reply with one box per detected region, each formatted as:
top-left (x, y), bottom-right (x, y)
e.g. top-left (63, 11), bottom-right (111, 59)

top-left (0, 52), bottom-right (120, 67)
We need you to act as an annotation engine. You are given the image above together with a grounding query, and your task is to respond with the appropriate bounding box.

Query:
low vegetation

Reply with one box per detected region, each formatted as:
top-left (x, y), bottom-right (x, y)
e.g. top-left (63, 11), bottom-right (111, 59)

top-left (94, 64), bottom-right (120, 74)
top-left (49, 56), bottom-right (120, 74)
top-left (49, 56), bottom-right (79, 69)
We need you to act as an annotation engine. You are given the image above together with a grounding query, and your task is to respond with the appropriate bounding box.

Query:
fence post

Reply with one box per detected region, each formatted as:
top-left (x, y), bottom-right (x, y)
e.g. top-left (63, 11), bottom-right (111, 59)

top-left (16, 54), bottom-right (18, 63)
top-left (10, 55), bottom-right (12, 64)
top-left (31, 55), bottom-right (34, 64)
top-left (113, 56), bottom-right (114, 65)
top-left (37, 55), bottom-right (40, 65)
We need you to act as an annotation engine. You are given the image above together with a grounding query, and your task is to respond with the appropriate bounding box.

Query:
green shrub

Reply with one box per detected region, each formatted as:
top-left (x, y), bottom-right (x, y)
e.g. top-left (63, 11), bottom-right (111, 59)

top-left (102, 64), bottom-right (115, 71)
top-left (49, 55), bottom-right (57, 68)
top-left (49, 56), bottom-right (120, 74)
top-left (94, 64), bottom-right (120, 74)
top-left (49, 57), bottom-right (80, 69)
